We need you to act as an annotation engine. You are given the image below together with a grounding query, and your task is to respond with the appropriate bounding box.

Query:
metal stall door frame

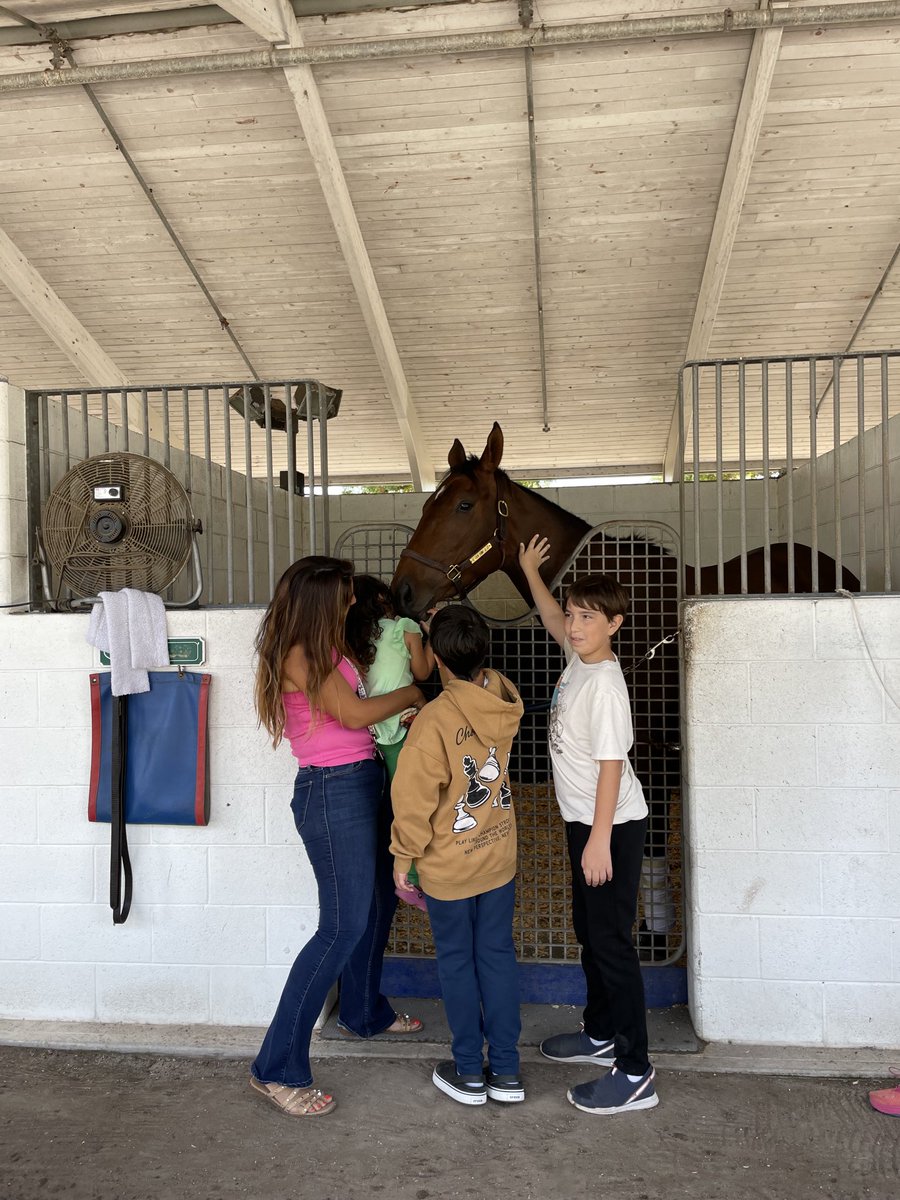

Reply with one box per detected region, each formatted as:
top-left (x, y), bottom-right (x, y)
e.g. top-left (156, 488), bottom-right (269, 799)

top-left (334, 521), bottom-right (687, 1006)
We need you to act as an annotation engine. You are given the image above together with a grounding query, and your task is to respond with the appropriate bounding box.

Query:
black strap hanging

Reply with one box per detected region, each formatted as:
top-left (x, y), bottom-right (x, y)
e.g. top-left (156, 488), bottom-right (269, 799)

top-left (109, 694), bottom-right (133, 924)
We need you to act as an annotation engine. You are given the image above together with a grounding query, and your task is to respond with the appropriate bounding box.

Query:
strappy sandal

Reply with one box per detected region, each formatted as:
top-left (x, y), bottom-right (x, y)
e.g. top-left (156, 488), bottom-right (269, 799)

top-left (250, 1076), bottom-right (336, 1117)
top-left (336, 1011), bottom-right (424, 1037)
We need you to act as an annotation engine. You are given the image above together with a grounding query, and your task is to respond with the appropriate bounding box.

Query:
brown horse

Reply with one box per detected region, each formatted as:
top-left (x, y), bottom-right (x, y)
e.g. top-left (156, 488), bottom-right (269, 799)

top-left (391, 422), bottom-right (858, 617)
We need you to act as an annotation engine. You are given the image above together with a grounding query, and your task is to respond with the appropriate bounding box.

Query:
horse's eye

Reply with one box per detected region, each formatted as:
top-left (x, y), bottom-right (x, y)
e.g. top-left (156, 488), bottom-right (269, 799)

top-left (456, 501), bottom-right (473, 513)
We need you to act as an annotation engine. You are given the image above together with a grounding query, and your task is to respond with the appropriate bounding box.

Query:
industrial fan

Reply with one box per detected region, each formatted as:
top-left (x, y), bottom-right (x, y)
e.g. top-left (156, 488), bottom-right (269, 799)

top-left (38, 452), bottom-right (203, 608)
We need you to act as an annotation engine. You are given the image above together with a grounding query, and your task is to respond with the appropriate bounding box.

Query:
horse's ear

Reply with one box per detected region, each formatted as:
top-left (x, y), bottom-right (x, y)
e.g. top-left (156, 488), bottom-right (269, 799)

top-left (448, 438), bottom-right (466, 469)
top-left (479, 422), bottom-right (504, 473)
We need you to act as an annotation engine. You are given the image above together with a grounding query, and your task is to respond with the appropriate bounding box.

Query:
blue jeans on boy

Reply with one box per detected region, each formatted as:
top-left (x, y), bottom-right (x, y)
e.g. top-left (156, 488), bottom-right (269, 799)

top-left (252, 757), bottom-right (397, 1087)
top-left (426, 879), bottom-right (520, 1076)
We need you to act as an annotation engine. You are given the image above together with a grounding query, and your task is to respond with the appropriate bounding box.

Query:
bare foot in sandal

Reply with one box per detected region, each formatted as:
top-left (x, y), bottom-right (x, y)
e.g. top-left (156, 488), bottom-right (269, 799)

top-left (386, 1012), bottom-right (424, 1034)
top-left (250, 1076), bottom-right (336, 1116)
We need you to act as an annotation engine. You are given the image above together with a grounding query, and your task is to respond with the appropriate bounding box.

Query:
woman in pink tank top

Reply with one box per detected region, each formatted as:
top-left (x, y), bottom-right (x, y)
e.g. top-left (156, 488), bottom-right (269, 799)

top-left (250, 556), bottom-right (425, 1118)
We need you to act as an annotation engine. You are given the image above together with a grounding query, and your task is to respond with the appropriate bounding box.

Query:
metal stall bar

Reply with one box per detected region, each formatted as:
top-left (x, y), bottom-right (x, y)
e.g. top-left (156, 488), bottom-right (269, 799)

top-left (738, 360), bottom-right (748, 593)
top-left (61, 388), bottom-right (71, 472)
top-left (809, 359), bottom-right (819, 593)
top-left (691, 364), bottom-right (701, 595)
top-left (242, 384), bottom-right (255, 605)
top-left (318, 382), bottom-right (331, 554)
top-left (223, 386), bottom-right (235, 606)
top-left (286, 382), bottom-right (298, 565)
top-left (100, 390), bottom-right (109, 453)
top-left (857, 356), bottom-right (867, 591)
top-left (882, 356), bottom-right (893, 592)
top-left (263, 384), bottom-right (276, 598)
top-left (161, 386), bottom-right (171, 470)
top-left (120, 390), bottom-right (129, 456)
top-left (833, 358), bottom-right (843, 583)
top-left (785, 361), bottom-right (795, 593)
top-left (141, 389), bottom-right (150, 458)
top-left (761, 359), bottom-right (771, 593)
top-left (715, 362), bottom-right (724, 593)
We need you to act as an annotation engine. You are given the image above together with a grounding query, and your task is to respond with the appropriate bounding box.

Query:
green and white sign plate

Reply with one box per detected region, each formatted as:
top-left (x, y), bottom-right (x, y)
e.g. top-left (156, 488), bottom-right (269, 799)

top-left (99, 637), bottom-right (206, 667)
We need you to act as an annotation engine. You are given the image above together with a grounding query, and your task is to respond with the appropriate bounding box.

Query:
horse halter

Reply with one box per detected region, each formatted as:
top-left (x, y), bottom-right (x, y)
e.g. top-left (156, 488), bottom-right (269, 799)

top-left (399, 474), bottom-right (510, 602)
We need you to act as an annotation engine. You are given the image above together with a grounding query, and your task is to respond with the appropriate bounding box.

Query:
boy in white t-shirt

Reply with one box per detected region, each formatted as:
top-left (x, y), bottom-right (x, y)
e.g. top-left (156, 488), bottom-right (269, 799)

top-left (519, 535), bottom-right (658, 1116)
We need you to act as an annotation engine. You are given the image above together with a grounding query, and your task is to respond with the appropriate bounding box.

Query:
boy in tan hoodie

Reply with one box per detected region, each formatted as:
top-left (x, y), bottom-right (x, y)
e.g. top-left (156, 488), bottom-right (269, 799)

top-left (391, 605), bottom-right (524, 1106)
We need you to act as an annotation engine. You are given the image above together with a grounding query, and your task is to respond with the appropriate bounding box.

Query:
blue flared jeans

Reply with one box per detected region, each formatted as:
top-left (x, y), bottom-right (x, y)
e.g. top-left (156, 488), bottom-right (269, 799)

top-left (252, 757), bottom-right (398, 1087)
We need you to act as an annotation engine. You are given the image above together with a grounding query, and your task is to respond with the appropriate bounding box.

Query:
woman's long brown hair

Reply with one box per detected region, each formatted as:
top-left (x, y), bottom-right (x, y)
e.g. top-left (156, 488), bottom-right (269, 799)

top-left (254, 556), bottom-right (355, 747)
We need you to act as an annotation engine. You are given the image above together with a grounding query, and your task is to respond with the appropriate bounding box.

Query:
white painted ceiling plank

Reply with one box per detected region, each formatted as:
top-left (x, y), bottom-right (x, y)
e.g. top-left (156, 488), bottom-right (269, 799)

top-left (214, 0), bottom-right (435, 488)
top-left (661, 21), bottom-right (783, 480)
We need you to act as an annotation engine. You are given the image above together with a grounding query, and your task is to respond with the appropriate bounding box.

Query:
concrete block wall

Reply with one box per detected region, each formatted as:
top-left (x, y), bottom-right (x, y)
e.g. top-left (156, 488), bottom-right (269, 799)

top-left (683, 596), bottom-right (900, 1047)
top-left (0, 608), bottom-right (318, 1026)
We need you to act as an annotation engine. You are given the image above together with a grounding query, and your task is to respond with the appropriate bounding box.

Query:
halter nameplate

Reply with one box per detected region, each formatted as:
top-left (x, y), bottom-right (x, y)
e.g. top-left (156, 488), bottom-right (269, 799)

top-left (469, 542), bottom-right (493, 565)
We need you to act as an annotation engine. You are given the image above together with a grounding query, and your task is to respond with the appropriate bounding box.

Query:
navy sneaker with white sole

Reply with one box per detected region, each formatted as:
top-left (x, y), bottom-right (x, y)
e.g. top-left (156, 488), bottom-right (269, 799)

top-left (567, 1065), bottom-right (659, 1115)
top-left (539, 1030), bottom-right (616, 1066)
top-left (486, 1071), bottom-right (525, 1103)
top-left (432, 1061), bottom-right (487, 1106)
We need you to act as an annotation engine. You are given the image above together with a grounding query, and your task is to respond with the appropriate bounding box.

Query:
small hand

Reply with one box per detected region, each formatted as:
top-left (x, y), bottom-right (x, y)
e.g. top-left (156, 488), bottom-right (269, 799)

top-left (581, 838), bottom-right (613, 887)
top-left (519, 534), bottom-right (551, 575)
top-left (419, 606), bottom-right (438, 637)
top-left (394, 869), bottom-right (416, 893)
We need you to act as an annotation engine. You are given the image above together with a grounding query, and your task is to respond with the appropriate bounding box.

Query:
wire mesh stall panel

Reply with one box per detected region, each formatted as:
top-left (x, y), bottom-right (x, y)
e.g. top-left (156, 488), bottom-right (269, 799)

top-left (679, 351), bottom-right (899, 595)
top-left (338, 522), bottom-right (684, 968)
top-left (24, 381), bottom-right (340, 609)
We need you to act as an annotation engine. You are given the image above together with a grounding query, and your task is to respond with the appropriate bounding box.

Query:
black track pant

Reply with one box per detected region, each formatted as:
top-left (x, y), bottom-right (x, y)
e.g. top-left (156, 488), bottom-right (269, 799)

top-left (565, 815), bottom-right (650, 1076)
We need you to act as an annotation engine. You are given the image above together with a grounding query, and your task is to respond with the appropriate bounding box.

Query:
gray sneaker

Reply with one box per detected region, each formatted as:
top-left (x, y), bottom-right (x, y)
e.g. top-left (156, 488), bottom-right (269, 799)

top-left (540, 1030), bottom-right (616, 1065)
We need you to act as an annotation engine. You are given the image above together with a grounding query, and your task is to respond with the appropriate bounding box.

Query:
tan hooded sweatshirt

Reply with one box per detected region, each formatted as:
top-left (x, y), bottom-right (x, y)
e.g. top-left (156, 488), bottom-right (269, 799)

top-left (390, 668), bottom-right (524, 901)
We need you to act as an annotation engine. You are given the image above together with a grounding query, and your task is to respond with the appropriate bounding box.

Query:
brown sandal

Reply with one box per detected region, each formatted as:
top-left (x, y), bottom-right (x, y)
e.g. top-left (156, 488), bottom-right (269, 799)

top-left (250, 1076), bottom-right (336, 1116)
top-left (335, 1012), bottom-right (424, 1038)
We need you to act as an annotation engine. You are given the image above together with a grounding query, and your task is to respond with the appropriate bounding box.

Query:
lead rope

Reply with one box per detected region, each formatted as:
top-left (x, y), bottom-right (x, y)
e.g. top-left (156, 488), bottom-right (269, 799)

top-left (622, 629), bottom-right (681, 676)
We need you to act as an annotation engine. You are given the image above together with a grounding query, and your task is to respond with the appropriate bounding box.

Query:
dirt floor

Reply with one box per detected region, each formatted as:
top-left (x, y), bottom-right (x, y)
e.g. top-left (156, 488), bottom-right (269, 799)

top-left (0, 1046), bottom-right (897, 1200)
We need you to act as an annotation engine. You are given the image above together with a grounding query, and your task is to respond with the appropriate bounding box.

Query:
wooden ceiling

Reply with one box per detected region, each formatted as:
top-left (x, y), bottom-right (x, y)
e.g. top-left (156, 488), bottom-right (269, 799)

top-left (1, 0), bottom-right (900, 483)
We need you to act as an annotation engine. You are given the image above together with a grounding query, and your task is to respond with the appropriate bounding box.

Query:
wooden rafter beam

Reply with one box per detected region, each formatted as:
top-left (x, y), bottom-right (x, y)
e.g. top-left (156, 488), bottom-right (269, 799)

top-left (0, 225), bottom-right (129, 423)
top-left (661, 16), bottom-right (783, 481)
top-left (216, 0), bottom-right (435, 489)
top-left (215, 0), bottom-right (294, 44)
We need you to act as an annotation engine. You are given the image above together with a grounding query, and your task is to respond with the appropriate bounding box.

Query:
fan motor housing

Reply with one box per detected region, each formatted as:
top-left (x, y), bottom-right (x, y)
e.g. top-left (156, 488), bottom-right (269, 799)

top-left (89, 509), bottom-right (128, 544)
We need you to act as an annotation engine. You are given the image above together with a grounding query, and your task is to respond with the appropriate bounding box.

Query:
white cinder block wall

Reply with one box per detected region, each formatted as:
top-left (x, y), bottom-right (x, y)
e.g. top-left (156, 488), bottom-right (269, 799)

top-left (0, 608), bottom-right (320, 1026)
top-left (683, 597), bottom-right (900, 1047)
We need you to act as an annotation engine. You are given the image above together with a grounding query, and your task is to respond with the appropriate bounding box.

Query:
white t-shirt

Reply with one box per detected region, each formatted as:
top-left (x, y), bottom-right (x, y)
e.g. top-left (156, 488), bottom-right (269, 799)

top-left (548, 647), bottom-right (648, 826)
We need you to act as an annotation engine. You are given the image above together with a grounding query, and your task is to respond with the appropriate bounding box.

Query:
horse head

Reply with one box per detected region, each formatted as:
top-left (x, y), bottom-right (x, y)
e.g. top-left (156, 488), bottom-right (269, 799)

top-left (392, 422), bottom-right (511, 617)
top-left (391, 423), bottom-right (592, 617)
